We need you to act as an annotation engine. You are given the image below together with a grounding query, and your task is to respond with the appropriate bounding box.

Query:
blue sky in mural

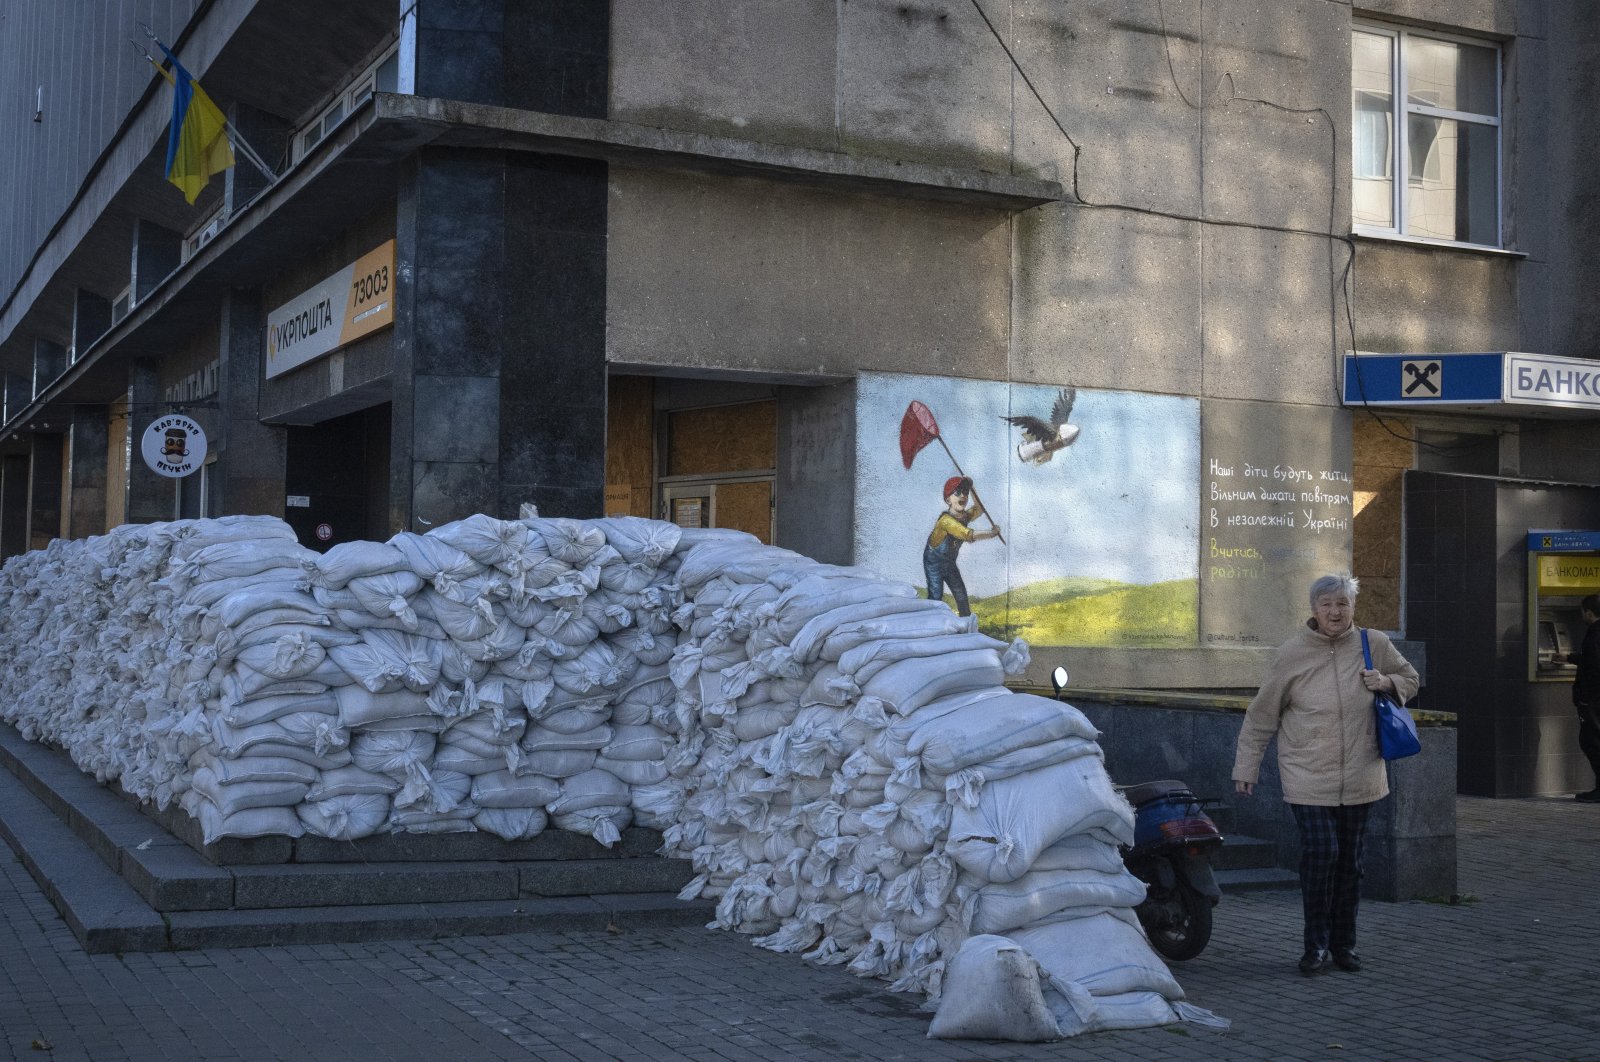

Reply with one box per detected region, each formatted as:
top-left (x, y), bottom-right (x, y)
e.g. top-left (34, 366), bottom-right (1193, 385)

top-left (855, 372), bottom-right (1200, 601)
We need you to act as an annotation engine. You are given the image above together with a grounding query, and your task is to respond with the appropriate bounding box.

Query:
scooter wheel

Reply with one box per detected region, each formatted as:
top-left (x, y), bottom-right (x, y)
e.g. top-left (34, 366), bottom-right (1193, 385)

top-left (1144, 882), bottom-right (1213, 962)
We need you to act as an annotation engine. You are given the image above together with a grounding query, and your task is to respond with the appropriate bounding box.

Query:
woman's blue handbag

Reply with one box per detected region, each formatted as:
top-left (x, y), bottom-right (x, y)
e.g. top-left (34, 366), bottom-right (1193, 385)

top-left (1362, 628), bottom-right (1421, 760)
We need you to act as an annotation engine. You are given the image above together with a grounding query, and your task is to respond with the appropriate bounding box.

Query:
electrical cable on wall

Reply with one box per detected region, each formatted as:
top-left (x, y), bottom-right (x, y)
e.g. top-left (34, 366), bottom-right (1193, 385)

top-left (968, 0), bottom-right (1477, 457)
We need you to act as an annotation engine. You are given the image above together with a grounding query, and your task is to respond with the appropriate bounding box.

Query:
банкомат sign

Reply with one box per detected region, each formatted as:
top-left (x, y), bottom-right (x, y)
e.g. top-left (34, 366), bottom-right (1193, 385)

top-left (265, 240), bottom-right (395, 379)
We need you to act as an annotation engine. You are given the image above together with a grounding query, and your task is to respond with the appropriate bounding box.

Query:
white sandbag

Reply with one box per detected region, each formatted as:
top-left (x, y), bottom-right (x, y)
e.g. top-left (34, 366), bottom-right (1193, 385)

top-left (837, 630), bottom-right (1007, 677)
top-left (345, 571), bottom-right (425, 624)
top-left (192, 753), bottom-right (318, 785)
top-left (964, 867), bottom-right (1147, 935)
top-left (306, 765), bottom-right (402, 800)
top-left (551, 806), bottom-right (630, 846)
top-left (549, 768), bottom-right (632, 814)
top-left (453, 615), bottom-right (527, 663)
top-left (220, 691), bottom-right (339, 728)
top-left (211, 714), bottom-right (347, 759)
top-left (819, 612), bottom-right (977, 661)
top-left (296, 793), bottom-right (391, 840)
top-left (207, 587), bottom-right (324, 629)
top-left (857, 650), bottom-right (1004, 718)
top-left (416, 587), bottom-right (498, 641)
top-left (528, 517), bottom-right (609, 566)
top-left (302, 541), bottom-right (409, 589)
top-left (229, 741), bottom-right (353, 770)
top-left (536, 606), bottom-right (600, 648)
top-left (444, 704), bottom-right (526, 745)
top-left (942, 737), bottom-right (1103, 807)
top-left (908, 693), bottom-right (1100, 775)
top-left (173, 540), bottom-right (314, 584)
top-left (594, 756), bottom-right (668, 786)
top-left (334, 685), bottom-right (431, 729)
top-left (1010, 911), bottom-right (1184, 1000)
top-left (233, 632), bottom-right (327, 681)
top-left (473, 806), bottom-right (548, 840)
top-left (787, 597), bottom-right (950, 662)
top-left (327, 629), bottom-right (443, 693)
top-left (191, 768), bottom-right (310, 816)
top-left (947, 758), bottom-right (1134, 883)
top-left (551, 641), bottom-right (627, 694)
top-left (519, 748), bottom-right (597, 778)
top-left (428, 513), bottom-right (532, 567)
top-left (193, 800), bottom-right (304, 844)
top-left (595, 516), bottom-right (681, 566)
top-left (350, 730), bottom-right (436, 777)
top-left (388, 531), bottom-right (482, 581)
top-left (390, 806), bottom-right (480, 833)
top-left (435, 745), bottom-right (517, 776)
top-left (603, 724), bottom-right (670, 762)
top-left (927, 935), bottom-right (1063, 1042)
top-left (521, 724), bottom-right (610, 754)
top-left (470, 770), bottom-right (560, 809)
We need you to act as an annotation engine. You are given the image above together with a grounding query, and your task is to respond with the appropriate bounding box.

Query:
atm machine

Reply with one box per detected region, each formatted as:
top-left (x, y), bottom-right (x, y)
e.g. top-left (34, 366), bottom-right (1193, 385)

top-left (1527, 531), bottom-right (1600, 681)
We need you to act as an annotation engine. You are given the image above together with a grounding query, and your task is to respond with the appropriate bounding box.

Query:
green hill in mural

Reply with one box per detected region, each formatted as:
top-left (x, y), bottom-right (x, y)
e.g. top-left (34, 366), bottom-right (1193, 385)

top-left (933, 577), bottom-right (1198, 648)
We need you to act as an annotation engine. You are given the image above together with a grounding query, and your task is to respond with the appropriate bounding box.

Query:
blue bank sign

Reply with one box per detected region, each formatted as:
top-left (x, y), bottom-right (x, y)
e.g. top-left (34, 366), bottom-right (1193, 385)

top-left (1343, 352), bottom-right (1600, 413)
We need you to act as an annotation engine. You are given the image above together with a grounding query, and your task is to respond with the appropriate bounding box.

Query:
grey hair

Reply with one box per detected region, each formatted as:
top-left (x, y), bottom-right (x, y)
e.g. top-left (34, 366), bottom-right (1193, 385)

top-left (1309, 574), bottom-right (1360, 608)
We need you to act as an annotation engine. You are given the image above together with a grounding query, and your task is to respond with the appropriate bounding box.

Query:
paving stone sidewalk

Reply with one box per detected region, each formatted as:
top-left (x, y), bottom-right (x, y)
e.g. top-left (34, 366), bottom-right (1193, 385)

top-left (3, 795), bottom-right (1597, 1062)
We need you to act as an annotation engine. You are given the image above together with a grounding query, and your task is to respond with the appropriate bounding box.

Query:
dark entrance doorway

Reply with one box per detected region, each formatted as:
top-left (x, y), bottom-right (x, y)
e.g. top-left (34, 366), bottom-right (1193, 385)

top-left (283, 404), bottom-right (390, 551)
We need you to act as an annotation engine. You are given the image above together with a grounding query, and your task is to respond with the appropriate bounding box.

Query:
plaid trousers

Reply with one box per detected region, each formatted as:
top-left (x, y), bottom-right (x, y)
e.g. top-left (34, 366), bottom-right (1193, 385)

top-left (1289, 801), bottom-right (1374, 953)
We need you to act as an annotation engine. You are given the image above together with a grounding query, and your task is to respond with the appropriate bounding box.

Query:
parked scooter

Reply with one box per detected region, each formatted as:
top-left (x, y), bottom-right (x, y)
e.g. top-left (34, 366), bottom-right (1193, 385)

top-left (1050, 666), bottom-right (1224, 961)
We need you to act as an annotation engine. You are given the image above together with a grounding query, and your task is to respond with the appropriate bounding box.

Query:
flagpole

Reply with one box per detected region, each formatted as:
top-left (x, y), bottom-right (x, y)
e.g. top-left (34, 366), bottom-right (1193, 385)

top-left (134, 32), bottom-right (279, 186)
top-left (934, 437), bottom-right (1005, 544)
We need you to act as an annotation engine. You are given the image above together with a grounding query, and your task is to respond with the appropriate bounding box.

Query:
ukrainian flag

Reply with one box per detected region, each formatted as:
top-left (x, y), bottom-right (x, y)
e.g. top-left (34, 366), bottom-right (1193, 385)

top-left (154, 42), bottom-right (234, 204)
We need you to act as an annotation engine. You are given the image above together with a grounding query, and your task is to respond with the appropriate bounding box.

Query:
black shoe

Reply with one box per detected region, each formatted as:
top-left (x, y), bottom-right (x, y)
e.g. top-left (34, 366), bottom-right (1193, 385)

top-left (1332, 947), bottom-right (1362, 972)
top-left (1575, 790), bottom-right (1600, 803)
top-left (1299, 949), bottom-right (1332, 976)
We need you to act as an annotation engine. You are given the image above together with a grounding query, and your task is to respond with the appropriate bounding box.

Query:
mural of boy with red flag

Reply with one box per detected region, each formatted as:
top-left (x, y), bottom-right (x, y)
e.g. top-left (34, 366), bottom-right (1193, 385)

top-left (901, 401), bottom-right (1003, 616)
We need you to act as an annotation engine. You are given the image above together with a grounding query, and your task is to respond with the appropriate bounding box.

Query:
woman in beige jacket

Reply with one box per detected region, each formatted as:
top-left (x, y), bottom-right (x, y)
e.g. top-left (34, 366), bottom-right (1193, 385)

top-left (1232, 575), bottom-right (1419, 977)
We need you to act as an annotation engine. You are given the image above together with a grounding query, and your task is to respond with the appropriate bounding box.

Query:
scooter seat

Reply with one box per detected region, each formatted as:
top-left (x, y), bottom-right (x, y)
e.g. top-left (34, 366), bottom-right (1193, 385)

top-left (1120, 779), bottom-right (1193, 807)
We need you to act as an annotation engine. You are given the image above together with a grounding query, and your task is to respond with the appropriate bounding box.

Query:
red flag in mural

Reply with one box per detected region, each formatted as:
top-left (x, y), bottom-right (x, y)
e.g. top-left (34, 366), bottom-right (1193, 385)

top-left (899, 400), bottom-right (941, 469)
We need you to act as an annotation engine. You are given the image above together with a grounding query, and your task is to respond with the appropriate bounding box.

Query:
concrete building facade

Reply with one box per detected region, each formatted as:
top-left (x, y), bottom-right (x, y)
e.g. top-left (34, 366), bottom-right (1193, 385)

top-left (3, 0), bottom-right (1599, 797)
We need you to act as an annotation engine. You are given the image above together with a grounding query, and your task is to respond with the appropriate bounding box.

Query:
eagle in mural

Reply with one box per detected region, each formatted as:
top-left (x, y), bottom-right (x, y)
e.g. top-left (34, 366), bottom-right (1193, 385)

top-left (1002, 387), bottom-right (1081, 465)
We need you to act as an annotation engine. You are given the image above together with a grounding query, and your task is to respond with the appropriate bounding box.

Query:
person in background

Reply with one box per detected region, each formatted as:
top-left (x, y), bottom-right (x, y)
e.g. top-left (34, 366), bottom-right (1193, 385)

top-left (1232, 574), bottom-right (1419, 977)
top-left (922, 476), bottom-right (1000, 618)
top-left (1565, 594), bottom-right (1600, 803)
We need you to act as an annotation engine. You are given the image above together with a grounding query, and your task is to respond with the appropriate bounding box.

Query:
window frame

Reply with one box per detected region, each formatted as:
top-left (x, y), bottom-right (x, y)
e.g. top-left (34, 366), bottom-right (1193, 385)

top-left (1352, 21), bottom-right (1504, 249)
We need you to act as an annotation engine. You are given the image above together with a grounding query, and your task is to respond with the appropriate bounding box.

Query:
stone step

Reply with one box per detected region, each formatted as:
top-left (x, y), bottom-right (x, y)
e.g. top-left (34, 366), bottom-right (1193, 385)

top-left (0, 722), bottom-right (708, 952)
top-left (1212, 833), bottom-right (1279, 871)
top-left (162, 893), bottom-right (713, 951)
top-left (1215, 866), bottom-right (1301, 893)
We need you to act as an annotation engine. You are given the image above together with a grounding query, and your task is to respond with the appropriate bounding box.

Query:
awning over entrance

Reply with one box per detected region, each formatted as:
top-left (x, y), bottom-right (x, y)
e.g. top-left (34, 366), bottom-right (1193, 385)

top-left (1343, 351), bottom-right (1600, 418)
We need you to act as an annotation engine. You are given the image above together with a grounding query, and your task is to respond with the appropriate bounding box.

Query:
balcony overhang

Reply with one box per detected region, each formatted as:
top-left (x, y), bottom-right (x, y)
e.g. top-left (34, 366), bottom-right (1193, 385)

top-left (2, 94), bottom-right (1062, 450)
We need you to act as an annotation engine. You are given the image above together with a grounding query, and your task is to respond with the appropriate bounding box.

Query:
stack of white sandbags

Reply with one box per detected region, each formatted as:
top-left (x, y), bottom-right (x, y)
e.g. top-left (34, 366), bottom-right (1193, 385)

top-left (0, 516), bottom-right (311, 811)
top-left (0, 512), bottom-right (1218, 1039)
top-left (652, 534), bottom-right (1214, 1038)
top-left (167, 510), bottom-right (688, 845)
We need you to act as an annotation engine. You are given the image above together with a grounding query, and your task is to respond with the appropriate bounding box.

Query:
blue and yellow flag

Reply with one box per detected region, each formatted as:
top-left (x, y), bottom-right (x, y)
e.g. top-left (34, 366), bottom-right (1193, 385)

top-left (154, 42), bottom-right (234, 204)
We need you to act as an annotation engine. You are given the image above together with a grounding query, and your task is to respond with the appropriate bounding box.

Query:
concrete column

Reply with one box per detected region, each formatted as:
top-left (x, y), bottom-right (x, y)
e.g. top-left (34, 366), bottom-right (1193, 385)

top-left (0, 454), bottom-right (28, 559)
top-left (215, 289), bottom-right (285, 516)
top-left (33, 338), bottom-right (66, 399)
top-left (499, 154), bottom-right (608, 518)
top-left (225, 104), bottom-right (290, 215)
top-left (408, 0), bottom-right (607, 115)
top-left (392, 148), bottom-right (505, 528)
top-left (131, 220), bottom-right (181, 306)
top-left (72, 289), bottom-right (112, 363)
top-left (63, 406), bottom-right (109, 539)
top-left (27, 434), bottom-right (63, 550)
top-left (125, 360), bottom-right (172, 522)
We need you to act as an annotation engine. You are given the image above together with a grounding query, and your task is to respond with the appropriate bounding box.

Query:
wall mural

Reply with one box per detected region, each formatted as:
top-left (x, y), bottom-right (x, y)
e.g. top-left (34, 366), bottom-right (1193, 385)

top-left (855, 372), bottom-right (1201, 648)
